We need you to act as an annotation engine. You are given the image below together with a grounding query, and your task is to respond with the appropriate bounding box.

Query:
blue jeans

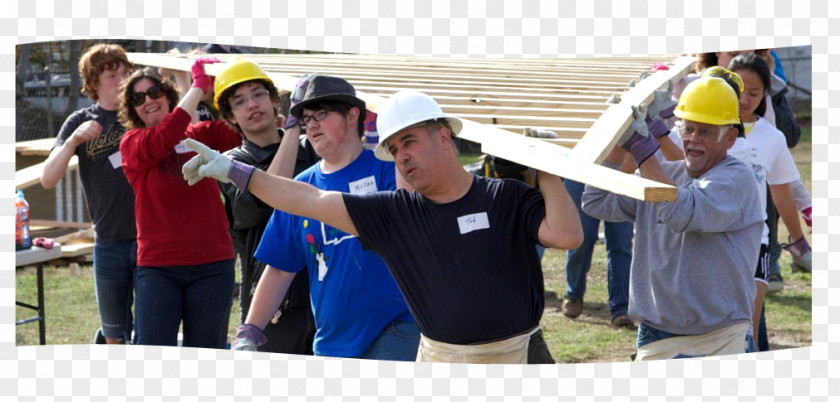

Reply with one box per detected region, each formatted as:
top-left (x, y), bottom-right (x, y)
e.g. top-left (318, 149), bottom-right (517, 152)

top-left (134, 258), bottom-right (234, 349)
top-left (93, 240), bottom-right (137, 342)
top-left (563, 180), bottom-right (633, 317)
top-left (637, 323), bottom-right (755, 357)
top-left (359, 320), bottom-right (421, 361)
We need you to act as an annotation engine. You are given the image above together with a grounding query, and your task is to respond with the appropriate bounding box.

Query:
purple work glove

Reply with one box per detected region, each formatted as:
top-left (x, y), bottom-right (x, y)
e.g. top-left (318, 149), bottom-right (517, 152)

top-left (782, 236), bottom-right (812, 273)
top-left (659, 104), bottom-right (676, 120)
top-left (190, 57), bottom-right (221, 94)
top-left (285, 73), bottom-right (317, 129)
top-left (646, 115), bottom-right (671, 139)
top-left (617, 106), bottom-right (660, 166)
top-left (232, 324), bottom-right (267, 351)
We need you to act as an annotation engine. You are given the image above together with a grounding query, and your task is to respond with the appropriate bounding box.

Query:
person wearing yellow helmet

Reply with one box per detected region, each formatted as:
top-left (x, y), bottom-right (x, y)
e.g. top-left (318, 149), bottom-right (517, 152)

top-left (582, 76), bottom-right (765, 360)
top-left (212, 56), bottom-right (320, 355)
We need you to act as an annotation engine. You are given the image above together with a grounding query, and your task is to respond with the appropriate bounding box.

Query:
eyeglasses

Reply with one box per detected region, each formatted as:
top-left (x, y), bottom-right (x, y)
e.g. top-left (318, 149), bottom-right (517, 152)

top-left (300, 109), bottom-right (332, 127)
top-left (230, 89), bottom-right (270, 111)
top-left (675, 120), bottom-right (730, 142)
top-left (702, 66), bottom-right (744, 94)
top-left (130, 84), bottom-right (165, 107)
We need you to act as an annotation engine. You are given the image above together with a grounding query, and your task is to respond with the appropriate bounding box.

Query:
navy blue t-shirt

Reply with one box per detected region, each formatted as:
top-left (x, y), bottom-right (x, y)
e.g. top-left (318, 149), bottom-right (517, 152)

top-left (343, 175), bottom-right (547, 345)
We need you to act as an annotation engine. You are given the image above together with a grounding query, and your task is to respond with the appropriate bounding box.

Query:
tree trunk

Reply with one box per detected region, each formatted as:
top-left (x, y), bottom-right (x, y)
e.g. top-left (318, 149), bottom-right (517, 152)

top-left (16, 44), bottom-right (30, 141)
top-left (64, 40), bottom-right (81, 116)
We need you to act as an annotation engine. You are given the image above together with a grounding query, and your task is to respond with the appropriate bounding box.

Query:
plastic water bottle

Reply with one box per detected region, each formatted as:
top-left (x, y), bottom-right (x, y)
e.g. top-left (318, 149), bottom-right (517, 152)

top-left (16, 190), bottom-right (32, 251)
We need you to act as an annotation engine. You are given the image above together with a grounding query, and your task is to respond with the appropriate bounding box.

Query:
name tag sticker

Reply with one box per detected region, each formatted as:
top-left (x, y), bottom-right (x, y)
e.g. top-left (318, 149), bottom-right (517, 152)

top-left (457, 212), bottom-right (490, 235)
top-left (174, 141), bottom-right (191, 154)
top-left (349, 176), bottom-right (377, 195)
top-left (108, 151), bottom-right (122, 169)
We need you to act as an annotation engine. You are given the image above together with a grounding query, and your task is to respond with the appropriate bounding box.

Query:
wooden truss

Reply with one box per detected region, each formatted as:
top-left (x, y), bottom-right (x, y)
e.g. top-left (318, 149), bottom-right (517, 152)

top-left (127, 53), bottom-right (697, 202)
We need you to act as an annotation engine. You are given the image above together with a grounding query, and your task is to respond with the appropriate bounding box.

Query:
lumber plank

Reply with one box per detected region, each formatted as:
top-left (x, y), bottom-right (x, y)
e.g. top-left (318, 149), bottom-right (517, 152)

top-left (15, 138), bottom-right (57, 156)
top-left (53, 228), bottom-right (95, 245)
top-left (16, 156), bottom-right (78, 190)
top-left (30, 219), bottom-right (92, 229)
top-left (474, 120), bottom-right (677, 202)
top-left (61, 243), bottom-right (95, 258)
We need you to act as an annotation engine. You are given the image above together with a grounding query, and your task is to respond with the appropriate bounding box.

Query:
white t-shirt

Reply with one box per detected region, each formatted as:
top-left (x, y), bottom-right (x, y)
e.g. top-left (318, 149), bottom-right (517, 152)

top-left (730, 137), bottom-right (769, 245)
top-left (744, 116), bottom-right (799, 186)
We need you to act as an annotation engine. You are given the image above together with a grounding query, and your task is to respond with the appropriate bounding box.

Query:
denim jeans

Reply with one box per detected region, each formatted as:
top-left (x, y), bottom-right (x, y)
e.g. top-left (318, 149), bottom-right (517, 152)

top-left (563, 179), bottom-right (633, 317)
top-left (93, 240), bottom-right (137, 342)
top-left (359, 320), bottom-right (421, 361)
top-left (134, 258), bottom-right (234, 349)
top-left (637, 323), bottom-right (756, 357)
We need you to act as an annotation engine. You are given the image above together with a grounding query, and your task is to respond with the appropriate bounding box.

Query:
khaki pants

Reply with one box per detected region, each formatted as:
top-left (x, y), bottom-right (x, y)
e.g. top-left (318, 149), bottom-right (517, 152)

top-left (635, 322), bottom-right (750, 361)
top-left (416, 327), bottom-right (541, 364)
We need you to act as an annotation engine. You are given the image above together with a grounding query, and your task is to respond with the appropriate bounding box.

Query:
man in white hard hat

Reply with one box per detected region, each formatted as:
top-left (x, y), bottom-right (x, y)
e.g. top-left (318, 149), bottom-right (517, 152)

top-left (582, 76), bottom-right (764, 360)
top-left (181, 89), bottom-right (583, 364)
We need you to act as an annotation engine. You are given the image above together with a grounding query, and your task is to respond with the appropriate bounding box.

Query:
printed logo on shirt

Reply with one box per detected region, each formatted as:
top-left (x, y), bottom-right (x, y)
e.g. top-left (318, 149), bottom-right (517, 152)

top-left (304, 219), bottom-right (332, 282)
top-left (457, 212), bottom-right (490, 235)
top-left (85, 123), bottom-right (126, 161)
top-left (348, 176), bottom-right (377, 195)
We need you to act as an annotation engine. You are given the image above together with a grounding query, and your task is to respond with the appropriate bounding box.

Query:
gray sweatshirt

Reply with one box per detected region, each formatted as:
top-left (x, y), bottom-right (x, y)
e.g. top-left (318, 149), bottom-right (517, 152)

top-left (582, 156), bottom-right (763, 335)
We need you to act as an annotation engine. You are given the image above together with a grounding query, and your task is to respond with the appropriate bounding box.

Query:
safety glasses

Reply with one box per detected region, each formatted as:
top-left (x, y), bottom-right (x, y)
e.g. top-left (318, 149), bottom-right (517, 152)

top-left (130, 84), bottom-right (165, 107)
top-left (674, 120), bottom-right (730, 143)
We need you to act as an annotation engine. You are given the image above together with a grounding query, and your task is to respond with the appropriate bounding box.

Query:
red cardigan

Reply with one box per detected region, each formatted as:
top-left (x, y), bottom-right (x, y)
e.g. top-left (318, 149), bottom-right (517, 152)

top-left (120, 108), bottom-right (242, 267)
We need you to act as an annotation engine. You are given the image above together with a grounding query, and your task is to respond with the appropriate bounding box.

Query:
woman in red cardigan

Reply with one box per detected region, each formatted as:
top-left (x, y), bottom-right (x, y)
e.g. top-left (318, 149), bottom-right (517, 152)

top-left (118, 60), bottom-right (241, 348)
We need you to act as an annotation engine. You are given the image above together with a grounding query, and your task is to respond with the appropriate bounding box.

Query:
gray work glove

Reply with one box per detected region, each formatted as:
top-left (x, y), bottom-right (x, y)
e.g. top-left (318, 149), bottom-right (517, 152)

top-left (782, 236), bottom-right (812, 273)
top-left (647, 80), bottom-right (675, 121)
top-left (232, 324), bottom-right (267, 351)
top-left (523, 128), bottom-right (560, 139)
top-left (617, 105), bottom-right (660, 166)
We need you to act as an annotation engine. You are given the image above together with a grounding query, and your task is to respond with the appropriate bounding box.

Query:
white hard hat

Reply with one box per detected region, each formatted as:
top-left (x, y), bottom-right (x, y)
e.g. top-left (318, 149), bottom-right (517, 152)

top-left (373, 90), bottom-right (463, 161)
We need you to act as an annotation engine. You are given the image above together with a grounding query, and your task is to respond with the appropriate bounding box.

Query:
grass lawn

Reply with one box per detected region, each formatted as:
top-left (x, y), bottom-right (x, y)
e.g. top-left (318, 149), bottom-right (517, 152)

top-left (16, 131), bottom-right (812, 363)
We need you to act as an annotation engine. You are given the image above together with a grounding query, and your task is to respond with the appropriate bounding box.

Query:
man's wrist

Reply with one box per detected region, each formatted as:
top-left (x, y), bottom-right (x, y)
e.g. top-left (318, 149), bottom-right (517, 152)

top-left (228, 160), bottom-right (256, 191)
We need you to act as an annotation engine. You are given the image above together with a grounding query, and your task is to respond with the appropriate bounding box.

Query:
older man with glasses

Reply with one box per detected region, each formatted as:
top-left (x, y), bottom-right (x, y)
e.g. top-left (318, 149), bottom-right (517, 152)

top-left (582, 76), bottom-right (764, 360)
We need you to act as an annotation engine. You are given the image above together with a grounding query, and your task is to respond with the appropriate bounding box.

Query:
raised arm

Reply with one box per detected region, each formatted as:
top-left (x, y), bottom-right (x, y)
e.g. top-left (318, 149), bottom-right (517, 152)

top-left (41, 117), bottom-right (103, 189)
top-left (536, 172), bottom-right (583, 250)
top-left (247, 169), bottom-right (358, 236)
top-left (182, 138), bottom-right (359, 236)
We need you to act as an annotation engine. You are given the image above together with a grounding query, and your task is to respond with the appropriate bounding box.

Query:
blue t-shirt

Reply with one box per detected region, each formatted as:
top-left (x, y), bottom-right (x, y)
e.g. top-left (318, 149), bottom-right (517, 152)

top-left (255, 150), bottom-right (413, 357)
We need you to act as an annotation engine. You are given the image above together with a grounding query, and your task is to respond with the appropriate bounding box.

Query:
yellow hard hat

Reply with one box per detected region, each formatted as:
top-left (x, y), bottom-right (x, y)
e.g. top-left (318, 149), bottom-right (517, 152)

top-left (673, 76), bottom-right (740, 126)
top-left (213, 56), bottom-right (274, 109)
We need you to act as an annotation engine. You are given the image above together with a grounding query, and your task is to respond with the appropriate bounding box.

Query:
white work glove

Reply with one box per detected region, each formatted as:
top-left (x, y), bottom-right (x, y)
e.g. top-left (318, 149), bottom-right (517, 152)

top-left (182, 138), bottom-right (257, 189)
top-left (182, 139), bottom-right (231, 185)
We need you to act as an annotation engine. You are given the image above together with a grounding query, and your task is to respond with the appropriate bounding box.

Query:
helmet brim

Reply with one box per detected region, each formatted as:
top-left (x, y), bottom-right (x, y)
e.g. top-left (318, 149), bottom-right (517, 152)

top-left (373, 115), bottom-right (463, 161)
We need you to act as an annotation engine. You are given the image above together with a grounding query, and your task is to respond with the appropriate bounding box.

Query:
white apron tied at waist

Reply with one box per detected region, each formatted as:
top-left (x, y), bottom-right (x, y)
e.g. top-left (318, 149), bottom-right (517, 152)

top-left (635, 322), bottom-right (750, 361)
top-left (416, 326), bottom-right (541, 364)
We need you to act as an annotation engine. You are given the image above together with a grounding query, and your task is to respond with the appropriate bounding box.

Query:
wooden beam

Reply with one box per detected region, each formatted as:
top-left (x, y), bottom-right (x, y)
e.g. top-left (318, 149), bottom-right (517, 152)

top-left (475, 120), bottom-right (677, 202)
top-left (15, 138), bottom-right (57, 156)
top-left (30, 219), bottom-right (92, 229)
top-left (16, 156), bottom-right (78, 190)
